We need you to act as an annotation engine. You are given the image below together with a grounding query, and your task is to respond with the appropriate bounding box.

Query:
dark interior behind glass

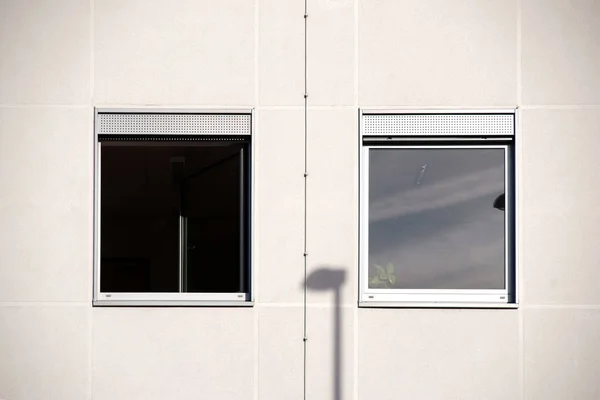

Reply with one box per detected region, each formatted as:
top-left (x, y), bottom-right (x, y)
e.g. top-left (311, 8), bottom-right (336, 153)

top-left (100, 141), bottom-right (248, 293)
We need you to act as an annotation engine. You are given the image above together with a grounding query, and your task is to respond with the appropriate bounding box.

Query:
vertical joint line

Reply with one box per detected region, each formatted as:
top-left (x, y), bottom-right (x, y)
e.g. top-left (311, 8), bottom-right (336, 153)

top-left (302, 0), bottom-right (308, 400)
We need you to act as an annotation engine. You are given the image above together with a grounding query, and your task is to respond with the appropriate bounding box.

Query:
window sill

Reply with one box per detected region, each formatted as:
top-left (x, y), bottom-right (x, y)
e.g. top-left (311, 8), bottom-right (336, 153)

top-left (93, 300), bottom-right (254, 307)
top-left (358, 301), bottom-right (518, 309)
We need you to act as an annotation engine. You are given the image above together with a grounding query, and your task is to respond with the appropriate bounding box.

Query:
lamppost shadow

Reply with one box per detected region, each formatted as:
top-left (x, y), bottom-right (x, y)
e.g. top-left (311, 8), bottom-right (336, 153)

top-left (304, 266), bottom-right (346, 400)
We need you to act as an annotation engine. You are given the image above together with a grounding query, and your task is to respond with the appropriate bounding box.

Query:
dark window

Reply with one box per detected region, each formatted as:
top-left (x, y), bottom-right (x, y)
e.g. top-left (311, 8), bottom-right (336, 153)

top-left (99, 140), bottom-right (249, 294)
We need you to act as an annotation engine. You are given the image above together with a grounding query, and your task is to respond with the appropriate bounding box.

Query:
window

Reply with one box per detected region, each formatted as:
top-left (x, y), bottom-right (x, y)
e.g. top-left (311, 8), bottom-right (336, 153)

top-left (359, 111), bottom-right (516, 306)
top-left (94, 110), bottom-right (252, 306)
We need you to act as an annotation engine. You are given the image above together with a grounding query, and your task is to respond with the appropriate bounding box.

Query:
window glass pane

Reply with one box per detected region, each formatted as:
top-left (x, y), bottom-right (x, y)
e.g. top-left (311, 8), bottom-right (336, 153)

top-left (101, 145), bottom-right (180, 292)
top-left (100, 142), bottom-right (247, 293)
top-left (183, 147), bottom-right (245, 293)
top-left (368, 148), bottom-right (506, 290)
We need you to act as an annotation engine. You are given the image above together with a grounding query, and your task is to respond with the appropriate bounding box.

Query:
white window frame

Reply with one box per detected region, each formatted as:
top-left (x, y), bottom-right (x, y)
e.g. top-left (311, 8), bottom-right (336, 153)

top-left (359, 109), bottom-right (517, 308)
top-left (93, 108), bottom-right (255, 307)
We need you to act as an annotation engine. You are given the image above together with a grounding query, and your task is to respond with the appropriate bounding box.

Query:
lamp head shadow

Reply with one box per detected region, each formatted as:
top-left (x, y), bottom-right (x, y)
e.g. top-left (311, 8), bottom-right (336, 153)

top-left (304, 267), bottom-right (346, 291)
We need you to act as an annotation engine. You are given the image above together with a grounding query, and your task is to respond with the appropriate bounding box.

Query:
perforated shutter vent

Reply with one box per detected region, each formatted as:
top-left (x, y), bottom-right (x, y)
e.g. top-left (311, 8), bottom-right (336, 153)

top-left (362, 114), bottom-right (514, 137)
top-left (97, 113), bottom-right (251, 136)
top-left (98, 135), bottom-right (249, 142)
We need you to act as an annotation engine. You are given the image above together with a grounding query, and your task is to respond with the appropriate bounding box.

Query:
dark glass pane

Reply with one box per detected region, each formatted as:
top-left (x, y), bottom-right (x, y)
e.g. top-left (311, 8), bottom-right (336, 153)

top-left (101, 145), bottom-right (180, 292)
top-left (368, 148), bottom-right (506, 290)
top-left (100, 142), bottom-right (247, 293)
top-left (183, 148), bottom-right (245, 293)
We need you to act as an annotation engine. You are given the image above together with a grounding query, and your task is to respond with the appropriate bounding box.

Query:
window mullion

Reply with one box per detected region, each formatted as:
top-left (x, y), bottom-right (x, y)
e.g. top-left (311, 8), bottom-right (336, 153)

top-left (178, 214), bottom-right (187, 293)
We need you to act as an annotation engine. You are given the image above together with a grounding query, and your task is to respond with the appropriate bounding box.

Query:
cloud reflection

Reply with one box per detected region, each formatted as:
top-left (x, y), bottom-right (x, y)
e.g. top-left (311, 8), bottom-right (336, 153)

top-left (370, 166), bottom-right (504, 222)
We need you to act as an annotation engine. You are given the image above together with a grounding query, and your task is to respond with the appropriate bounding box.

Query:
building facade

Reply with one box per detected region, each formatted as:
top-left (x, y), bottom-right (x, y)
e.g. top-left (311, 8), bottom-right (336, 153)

top-left (1, 0), bottom-right (600, 399)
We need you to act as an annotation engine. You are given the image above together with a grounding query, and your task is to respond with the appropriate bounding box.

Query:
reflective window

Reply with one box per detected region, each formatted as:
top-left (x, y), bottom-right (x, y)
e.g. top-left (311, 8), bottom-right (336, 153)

top-left (368, 147), bottom-right (506, 290)
top-left (360, 112), bottom-right (517, 307)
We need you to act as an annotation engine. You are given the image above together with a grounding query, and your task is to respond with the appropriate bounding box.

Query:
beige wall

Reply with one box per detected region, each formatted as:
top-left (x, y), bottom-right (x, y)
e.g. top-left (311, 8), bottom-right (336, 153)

top-left (1, 0), bottom-right (599, 399)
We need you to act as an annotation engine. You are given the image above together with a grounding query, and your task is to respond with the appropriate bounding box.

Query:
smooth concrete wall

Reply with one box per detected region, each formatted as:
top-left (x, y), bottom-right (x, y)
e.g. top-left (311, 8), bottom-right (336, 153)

top-left (0, 0), bottom-right (599, 399)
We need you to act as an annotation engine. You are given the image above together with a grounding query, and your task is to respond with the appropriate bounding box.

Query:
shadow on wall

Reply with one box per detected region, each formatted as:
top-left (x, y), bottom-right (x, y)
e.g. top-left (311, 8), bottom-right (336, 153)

top-left (304, 266), bottom-right (346, 400)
